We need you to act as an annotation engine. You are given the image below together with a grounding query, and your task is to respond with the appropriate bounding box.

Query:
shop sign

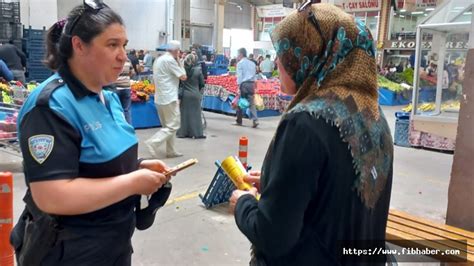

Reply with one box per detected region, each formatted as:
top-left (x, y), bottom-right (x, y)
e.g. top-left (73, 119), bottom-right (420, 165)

top-left (256, 4), bottom-right (293, 18)
top-left (386, 40), bottom-right (469, 50)
top-left (416, 0), bottom-right (436, 8)
top-left (341, 0), bottom-right (382, 12)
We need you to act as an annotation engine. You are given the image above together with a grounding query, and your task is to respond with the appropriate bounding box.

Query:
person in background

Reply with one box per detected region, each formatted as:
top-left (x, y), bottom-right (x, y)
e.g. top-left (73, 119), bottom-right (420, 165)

top-left (191, 43), bottom-right (203, 62)
top-left (177, 54), bottom-right (205, 139)
top-left (128, 49), bottom-right (139, 76)
top-left (260, 55), bottom-right (274, 79)
top-left (143, 50), bottom-right (153, 72)
top-left (179, 50), bottom-right (188, 65)
top-left (112, 58), bottom-right (134, 124)
top-left (146, 40), bottom-right (187, 158)
top-left (200, 54), bottom-right (208, 80)
top-left (137, 49), bottom-right (144, 60)
top-left (248, 53), bottom-right (258, 66)
top-left (0, 59), bottom-right (13, 81)
top-left (230, 58), bottom-right (237, 68)
top-left (0, 40), bottom-right (27, 84)
top-left (256, 55), bottom-right (264, 73)
top-left (235, 47), bottom-right (258, 128)
top-left (10, 2), bottom-right (172, 265)
top-left (229, 3), bottom-right (393, 265)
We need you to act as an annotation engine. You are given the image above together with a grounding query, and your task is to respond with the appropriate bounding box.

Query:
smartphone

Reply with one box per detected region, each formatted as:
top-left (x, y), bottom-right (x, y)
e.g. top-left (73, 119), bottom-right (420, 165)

top-left (164, 158), bottom-right (198, 176)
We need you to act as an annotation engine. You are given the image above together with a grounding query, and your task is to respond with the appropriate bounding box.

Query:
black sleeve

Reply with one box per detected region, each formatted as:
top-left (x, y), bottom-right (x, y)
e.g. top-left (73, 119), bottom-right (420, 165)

top-left (198, 70), bottom-right (205, 90)
top-left (16, 47), bottom-right (27, 68)
top-left (234, 112), bottom-right (328, 257)
top-left (20, 106), bottom-right (81, 183)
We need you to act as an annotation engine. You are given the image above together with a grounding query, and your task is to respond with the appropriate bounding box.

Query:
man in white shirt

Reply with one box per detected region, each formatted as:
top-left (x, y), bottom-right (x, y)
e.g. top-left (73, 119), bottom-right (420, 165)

top-left (236, 48), bottom-right (259, 128)
top-left (146, 40), bottom-right (187, 158)
top-left (260, 55), bottom-right (274, 79)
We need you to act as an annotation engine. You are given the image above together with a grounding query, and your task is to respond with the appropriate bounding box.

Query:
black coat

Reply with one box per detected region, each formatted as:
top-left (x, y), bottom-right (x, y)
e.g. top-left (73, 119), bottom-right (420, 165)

top-left (235, 112), bottom-right (392, 266)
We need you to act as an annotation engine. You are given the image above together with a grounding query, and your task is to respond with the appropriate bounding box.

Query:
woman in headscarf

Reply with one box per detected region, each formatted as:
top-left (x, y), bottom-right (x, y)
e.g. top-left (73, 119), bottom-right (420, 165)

top-left (229, 3), bottom-right (393, 265)
top-left (177, 53), bottom-right (206, 138)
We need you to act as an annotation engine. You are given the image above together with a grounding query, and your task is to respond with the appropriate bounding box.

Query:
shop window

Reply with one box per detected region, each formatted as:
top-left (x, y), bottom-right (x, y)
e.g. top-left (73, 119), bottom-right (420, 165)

top-left (348, 11), bottom-right (379, 41)
top-left (390, 8), bottom-right (436, 40)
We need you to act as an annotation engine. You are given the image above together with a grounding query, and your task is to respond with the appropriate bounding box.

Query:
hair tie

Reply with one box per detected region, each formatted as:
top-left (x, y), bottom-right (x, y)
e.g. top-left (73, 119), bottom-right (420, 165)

top-left (51, 18), bottom-right (67, 43)
top-left (56, 18), bottom-right (67, 29)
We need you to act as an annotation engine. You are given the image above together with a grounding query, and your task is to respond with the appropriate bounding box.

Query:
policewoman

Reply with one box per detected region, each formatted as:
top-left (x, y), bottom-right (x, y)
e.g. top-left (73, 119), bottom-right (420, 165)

top-left (10, 1), bottom-right (170, 265)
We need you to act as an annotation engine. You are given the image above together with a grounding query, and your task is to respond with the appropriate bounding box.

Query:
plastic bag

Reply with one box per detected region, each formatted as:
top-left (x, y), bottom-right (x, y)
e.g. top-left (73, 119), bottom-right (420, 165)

top-left (254, 94), bottom-right (264, 111)
top-left (238, 97), bottom-right (250, 110)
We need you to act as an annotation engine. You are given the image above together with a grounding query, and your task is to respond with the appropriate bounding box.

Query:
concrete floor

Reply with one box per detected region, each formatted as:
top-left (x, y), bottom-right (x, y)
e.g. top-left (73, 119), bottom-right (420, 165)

top-left (1, 106), bottom-right (454, 265)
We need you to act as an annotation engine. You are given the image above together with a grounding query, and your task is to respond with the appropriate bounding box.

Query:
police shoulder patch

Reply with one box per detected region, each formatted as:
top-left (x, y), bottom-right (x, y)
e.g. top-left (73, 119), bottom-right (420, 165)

top-left (28, 135), bottom-right (55, 164)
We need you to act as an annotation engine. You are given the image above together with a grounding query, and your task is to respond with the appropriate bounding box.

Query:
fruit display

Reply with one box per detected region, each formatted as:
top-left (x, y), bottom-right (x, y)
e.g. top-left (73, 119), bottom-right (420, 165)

top-left (441, 101), bottom-right (461, 112)
top-left (206, 75), bottom-right (238, 94)
top-left (377, 75), bottom-right (405, 92)
top-left (402, 101), bottom-right (460, 113)
top-left (131, 80), bottom-right (155, 102)
top-left (1, 81), bottom-right (30, 105)
top-left (206, 75), bottom-right (282, 95)
top-left (255, 79), bottom-right (280, 95)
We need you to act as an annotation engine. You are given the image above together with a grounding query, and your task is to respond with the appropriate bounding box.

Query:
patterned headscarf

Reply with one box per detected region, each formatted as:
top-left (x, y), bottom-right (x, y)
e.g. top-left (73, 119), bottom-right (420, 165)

top-left (271, 3), bottom-right (393, 208)
top-left (184, 53), bottom-right (198, 77)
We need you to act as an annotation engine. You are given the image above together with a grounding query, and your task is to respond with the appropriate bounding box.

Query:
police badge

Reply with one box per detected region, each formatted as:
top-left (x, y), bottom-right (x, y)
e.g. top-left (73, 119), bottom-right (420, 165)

top-left (28, 135), bottom-right (55, 164)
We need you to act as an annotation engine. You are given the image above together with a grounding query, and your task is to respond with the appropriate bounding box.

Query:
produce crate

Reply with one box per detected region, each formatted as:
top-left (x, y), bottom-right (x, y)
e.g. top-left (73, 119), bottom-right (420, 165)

top-left (199, 161), bottom-right (236, 209)
top-left (378, 87), bottom-right (411, 106)
top-left (394, 112), bottom-right (411, 147)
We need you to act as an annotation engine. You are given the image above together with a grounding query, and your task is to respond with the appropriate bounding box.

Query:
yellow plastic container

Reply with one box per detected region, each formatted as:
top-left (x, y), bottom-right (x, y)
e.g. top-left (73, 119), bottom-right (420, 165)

top-left (221, 156), bottom-right (253, 190)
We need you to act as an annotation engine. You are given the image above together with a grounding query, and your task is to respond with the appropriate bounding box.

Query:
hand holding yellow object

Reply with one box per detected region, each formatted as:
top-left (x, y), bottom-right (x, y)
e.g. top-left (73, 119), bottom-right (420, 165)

top-left (222, 156), bottom-right (260, 200)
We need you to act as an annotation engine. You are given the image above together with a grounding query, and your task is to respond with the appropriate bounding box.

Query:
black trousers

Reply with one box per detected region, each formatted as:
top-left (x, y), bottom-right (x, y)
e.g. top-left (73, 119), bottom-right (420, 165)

top-left (236, 81), bottom-right (258, 124)
top-left (40, 234), bottom-right (133, 266)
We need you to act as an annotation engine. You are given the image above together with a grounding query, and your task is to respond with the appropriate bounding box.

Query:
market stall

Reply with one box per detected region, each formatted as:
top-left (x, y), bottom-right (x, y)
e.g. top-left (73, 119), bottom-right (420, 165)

top-left (0, 81), bottom-right (33, 154)
top-left (130, 79), bottom-right (161, 129)
top-left (406, 0), bottom-right (471, 151)
top-left (202, 75), bottom-right (292, 117)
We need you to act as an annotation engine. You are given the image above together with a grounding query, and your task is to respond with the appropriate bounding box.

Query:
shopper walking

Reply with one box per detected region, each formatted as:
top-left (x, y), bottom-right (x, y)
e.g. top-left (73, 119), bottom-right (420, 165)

top-left (235, 48), bottom-right (259, 128)
top-left (145, 40), bottom-right (186, 158)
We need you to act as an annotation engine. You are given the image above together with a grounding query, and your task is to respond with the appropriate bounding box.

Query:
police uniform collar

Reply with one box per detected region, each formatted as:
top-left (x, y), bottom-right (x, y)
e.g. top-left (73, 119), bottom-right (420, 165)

top-left (58, 64), bottom-right (99, 99)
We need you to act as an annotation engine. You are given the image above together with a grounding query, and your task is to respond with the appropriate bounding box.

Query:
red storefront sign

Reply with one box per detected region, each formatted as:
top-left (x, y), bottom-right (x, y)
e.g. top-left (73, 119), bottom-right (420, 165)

top-left (341, 0), bottom-right (382, 12)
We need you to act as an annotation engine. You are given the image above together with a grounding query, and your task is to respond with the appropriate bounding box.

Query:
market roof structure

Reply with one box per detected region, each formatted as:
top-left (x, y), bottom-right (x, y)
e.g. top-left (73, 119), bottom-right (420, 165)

top-left (418, 0), bottom-right (473, 32)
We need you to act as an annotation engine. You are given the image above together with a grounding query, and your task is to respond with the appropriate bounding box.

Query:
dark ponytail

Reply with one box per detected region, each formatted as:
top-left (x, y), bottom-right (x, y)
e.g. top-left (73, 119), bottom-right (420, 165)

top-left (45, 19), bottom-right (67, 70)
top-left (45, 4), bottom-right (123, 71)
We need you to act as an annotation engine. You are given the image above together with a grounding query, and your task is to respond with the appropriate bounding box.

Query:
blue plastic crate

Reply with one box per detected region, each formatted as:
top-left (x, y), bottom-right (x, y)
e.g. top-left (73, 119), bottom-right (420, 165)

top-left (23, 27), bottom-right (47, 40)
top-left (394, 113), bottom-right (410, 147)
top-left (199, 161), bottom-right (236, 208)
top-left (208, 68), bottom-right (228, 76)
top-left (378, 88), bottom-right (411, 106)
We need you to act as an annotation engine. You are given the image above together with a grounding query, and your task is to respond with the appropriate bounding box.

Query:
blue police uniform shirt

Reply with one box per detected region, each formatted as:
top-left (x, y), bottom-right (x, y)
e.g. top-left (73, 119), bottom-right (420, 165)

top-left (18, 65), bottom-right (139, 231)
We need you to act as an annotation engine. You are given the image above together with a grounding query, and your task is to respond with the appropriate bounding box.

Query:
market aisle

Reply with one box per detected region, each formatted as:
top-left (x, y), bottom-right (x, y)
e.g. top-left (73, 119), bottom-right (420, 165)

top-left (5, 107), bottom-right (452, 265)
